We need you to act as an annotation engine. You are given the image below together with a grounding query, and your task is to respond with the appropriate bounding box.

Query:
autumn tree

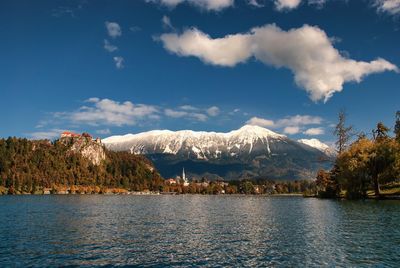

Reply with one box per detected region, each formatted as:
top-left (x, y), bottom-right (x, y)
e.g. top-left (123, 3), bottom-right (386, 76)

top-left (369, 123), bottom-right (397, 197)
top-left (335, 137), bottom-right (374, 199)
top-left (315, 169), bottom-right (330, 193)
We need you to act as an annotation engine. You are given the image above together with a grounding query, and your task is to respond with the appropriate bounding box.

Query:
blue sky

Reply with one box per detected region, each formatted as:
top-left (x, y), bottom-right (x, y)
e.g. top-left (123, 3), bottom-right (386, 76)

top-left (0, 0), bottom-right (399, 144)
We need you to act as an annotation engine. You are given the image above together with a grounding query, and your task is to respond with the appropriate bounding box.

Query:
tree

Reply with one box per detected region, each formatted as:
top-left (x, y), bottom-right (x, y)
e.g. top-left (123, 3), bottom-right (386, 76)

top-left (394, 111), bottom-right (400, 143)
top-left (315, 169), bottom-right (330, 193)
top-left (373, 122), bottom-right (390, 141)
top-left (240, 181), bottom-right (254, 194)
top-left (369, 125), bottom-right (396, 198)
top-left (335, 138), bottom-right (373, 199)
top-left (333, 110), bottom-right (353, 154)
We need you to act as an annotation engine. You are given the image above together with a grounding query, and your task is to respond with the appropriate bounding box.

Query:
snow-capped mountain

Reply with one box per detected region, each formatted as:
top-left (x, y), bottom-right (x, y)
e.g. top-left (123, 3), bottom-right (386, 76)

top-left (103, 125), bottom-right (286, 159)
top-left (103, 125), bottom-right (333, 180)
top-left (297, 138), bottom-right (336, 157)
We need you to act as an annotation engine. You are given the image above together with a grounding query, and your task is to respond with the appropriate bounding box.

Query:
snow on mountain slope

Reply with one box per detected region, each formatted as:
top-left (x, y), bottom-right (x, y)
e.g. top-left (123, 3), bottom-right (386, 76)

top-left (297, 138), bottom-right (336, 157)
top-left (103, 125), bottom-right (333, 180)
top-left (103, 125), bottom-right (287, 159)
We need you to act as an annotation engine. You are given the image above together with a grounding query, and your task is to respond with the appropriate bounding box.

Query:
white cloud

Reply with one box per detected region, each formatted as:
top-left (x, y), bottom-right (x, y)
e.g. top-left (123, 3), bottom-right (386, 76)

top-left (105, 21), bottom-right (122, 38)
top-left (130, 26), bottom-right (141, 32)
top-left (113, 56), bottom-right (124, 69)
top-left (180, 105), bottom-right (198, 111)
top-left (165, 108), bottom-right (188, 118)
top-left (246, 116), bottom-right (275, 127)
top-left (146, 0), bottom-right (234, 11)
top-left (29, 129), bottom-right (66, 140)
top-left (274, 0), bottom-right (301, 10)
top-left (96, 129), bottom-right (111, 135)
top-left (191, 113), bottom-right (208, 121)
top-left (162, 15), bottom-right (175, 31)
top-left (159, 24), bottom-right (398, 102)
top-left (104, 39), bottom-right (118, 52)
top-left (247, 115), bottom-right (322, 128)
top-left (275, 115), bottom-right (323, 128)
top-left (160, 28), bottom-right (251, 67)
top-left (35, 100), bottom-right (222, 131)
top-left (206, 106), bottom-right (220, 116)
top-left (164, 108), bottom-right (208, 121)
top-left (164, 105), bottom-right (221, 121)
top-left (375, 0), bottom-right (400, 14)
top-left (283, 126), bottom-right (300, 134)
top-left (70, 98), bottom-right (159, 126)
top-left (303, 127), bottom-right (325, 135)
top-left (248, 0), bottom-right (264, 7)
top-left (246, 115), bottom-right (324, 135)
top-left (86, 97), bottom-right (100, 103)
top-left (51, 2), bottom-right (87, 18)
top-left (308, 0), bottom-right (326, 7)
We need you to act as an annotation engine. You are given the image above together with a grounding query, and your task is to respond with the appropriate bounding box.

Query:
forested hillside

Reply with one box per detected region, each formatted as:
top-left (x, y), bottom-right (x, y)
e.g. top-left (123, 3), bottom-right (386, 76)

top-left (0, 136), bottom-right (163, 194)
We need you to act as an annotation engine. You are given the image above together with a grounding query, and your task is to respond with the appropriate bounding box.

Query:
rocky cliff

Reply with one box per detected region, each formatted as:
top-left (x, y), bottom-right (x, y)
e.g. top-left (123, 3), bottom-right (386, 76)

top-left (60, 133), bottom-right (105, 166)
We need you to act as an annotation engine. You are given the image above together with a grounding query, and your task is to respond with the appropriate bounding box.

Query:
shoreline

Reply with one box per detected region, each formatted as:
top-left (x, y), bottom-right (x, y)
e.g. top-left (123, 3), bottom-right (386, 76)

top-left (0, 191), bottom-right (306, 196)
top-left (2, 188), bottom-right (399, 200)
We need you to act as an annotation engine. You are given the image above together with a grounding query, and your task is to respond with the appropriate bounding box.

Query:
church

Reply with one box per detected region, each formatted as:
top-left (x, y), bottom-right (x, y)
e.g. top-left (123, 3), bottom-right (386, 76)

top-left (181, 167), bottom-right (190, 187)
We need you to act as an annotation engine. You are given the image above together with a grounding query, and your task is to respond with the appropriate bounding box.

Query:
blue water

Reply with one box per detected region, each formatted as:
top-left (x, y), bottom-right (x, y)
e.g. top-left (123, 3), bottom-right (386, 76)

top-left (0, 195), bottom-right (399, 267)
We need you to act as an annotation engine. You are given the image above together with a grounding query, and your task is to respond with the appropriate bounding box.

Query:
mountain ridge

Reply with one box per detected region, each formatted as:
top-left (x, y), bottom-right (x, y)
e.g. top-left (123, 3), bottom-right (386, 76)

top-left (103, 125), bottom-right (333, 180)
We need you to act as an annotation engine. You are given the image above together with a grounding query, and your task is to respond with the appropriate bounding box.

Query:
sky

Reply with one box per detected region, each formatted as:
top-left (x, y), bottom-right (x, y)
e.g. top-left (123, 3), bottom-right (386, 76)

top-left (0, 0), bottom-right (399, 144)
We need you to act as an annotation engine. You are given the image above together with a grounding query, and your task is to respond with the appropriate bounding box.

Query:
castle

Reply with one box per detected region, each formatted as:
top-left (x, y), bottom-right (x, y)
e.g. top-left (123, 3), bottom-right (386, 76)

top-left (60, 131), bottom-right (101, 144)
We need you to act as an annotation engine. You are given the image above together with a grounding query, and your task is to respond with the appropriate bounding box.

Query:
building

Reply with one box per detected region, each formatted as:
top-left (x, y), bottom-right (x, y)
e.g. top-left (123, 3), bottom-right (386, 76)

top-left (60, 131), bottom-right (81, 138)
top-left (182, 167), bottom-right (190, 187)
top-left (60, 131), bottom-right (101, 144)
top-left (165, 178), bottom-right (177, 185)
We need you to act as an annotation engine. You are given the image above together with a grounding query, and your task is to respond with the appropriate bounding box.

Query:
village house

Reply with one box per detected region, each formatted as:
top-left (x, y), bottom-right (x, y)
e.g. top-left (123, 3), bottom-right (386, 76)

top-left (195, 181), bottom-right (210, 188)
top-left (216, 181), bottom-right (229, 187)
top-left (43, 188), bottom-right (51, 195)
top-left (165, 178), bottom-right (177, 185)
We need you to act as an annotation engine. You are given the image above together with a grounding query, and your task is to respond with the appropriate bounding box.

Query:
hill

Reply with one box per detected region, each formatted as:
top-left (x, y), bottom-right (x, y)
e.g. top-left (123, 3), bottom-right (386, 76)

top-left (0, 133), bottom-right (163, 194)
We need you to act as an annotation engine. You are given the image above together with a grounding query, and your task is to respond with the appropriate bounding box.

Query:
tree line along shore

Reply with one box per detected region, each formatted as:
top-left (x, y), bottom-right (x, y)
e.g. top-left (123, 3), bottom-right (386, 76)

top-left (0, 134), bottom-right (317, 196)
top-left (0, 111), bottom-right (399, 199)
top-left (0, 178), bottom-right (317, 195)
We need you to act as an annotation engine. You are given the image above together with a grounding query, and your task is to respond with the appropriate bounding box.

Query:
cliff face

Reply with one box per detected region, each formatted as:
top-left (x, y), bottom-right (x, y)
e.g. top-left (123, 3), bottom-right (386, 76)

top-left (60, 133), bottom-right (105, 166)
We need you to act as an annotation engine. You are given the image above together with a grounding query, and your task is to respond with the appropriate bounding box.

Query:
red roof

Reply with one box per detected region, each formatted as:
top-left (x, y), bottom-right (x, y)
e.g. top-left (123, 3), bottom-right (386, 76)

top-left (61, 131), bottom-right (80, 137)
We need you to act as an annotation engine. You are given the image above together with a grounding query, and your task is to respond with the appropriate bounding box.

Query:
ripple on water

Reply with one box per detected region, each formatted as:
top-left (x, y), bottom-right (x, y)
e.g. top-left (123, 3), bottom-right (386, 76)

top-left (0, 195), bottom-right (399, 267)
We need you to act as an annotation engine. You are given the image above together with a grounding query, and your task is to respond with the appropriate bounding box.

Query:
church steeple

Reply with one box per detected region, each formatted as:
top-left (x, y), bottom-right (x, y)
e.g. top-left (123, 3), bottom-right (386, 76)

top-left (181, 167), bottom-right (189, 186)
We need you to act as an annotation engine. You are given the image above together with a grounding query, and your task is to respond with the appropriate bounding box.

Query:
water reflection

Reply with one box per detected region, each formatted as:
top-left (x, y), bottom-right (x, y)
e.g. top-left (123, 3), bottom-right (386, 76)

top-left (0, 196), bottom-right (399, 267)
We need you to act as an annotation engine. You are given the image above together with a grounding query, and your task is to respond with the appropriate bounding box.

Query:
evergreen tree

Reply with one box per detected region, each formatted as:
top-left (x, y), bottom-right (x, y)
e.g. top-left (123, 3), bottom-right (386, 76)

top-left (373, 122), bottom-right (390, 141)
top-left (333, 110), bottom-right (353, 154)
top-left (0, 137), bottom-right (163, 193)
top-left (394, 111), bottom-right (400, 143)
top-left (369, 123), bottom-right (396, 197)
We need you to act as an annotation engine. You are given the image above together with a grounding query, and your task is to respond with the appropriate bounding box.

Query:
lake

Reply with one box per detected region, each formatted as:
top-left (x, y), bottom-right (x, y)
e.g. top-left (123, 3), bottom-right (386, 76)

top-left (0, 195), bottom-right (399, 267)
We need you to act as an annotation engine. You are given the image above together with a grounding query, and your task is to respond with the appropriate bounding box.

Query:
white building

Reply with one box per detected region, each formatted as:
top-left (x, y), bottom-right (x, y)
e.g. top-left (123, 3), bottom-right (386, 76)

top-left (182, 167), bottom-right (190, 187)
